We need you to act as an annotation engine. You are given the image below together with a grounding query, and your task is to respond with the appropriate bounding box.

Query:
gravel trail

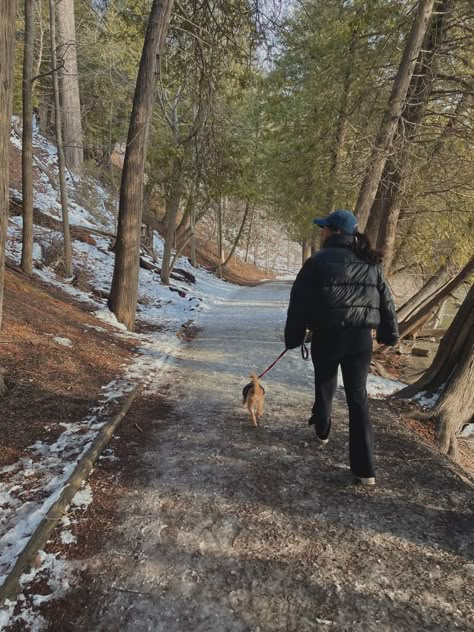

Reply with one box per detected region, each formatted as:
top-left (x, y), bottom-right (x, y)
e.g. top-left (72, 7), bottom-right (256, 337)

top-left (49, 282), bottom-right (474, 631)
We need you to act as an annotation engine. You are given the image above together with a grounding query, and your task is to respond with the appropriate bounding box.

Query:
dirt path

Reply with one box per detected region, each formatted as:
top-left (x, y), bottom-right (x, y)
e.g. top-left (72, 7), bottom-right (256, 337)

top-left (43, 282), bottom-right (474, 631)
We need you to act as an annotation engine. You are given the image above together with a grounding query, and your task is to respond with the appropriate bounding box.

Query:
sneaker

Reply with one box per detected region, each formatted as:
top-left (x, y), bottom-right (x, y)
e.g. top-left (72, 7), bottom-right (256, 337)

top-left (315, 432), bottom-right (329, 445)
top-left (355, 476), bottom-right (376, 486)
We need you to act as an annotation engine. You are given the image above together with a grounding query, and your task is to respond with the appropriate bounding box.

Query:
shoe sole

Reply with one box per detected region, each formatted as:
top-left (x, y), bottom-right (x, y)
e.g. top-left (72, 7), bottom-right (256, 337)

top-left (354, 477), bottom-right (376, 486)
top-left (315, 435), bottom-right (329, 445)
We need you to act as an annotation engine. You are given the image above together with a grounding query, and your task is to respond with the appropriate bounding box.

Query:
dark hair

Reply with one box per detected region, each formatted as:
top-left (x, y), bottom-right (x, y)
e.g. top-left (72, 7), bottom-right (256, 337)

top-left (351, 231), bottom-right (383, 264)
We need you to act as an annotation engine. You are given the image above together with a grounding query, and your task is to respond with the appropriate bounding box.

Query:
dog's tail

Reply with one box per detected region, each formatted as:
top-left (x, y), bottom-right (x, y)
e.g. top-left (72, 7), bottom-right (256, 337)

top-left (250, 372), bottom-right (261, 391)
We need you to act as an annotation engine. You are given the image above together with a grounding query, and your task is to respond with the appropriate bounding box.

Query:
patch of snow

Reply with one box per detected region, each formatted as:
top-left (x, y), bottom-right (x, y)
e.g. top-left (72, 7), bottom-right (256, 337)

top-left (334, 368), bottom-right (405, 398)
top-left (414, 387), bottom-right (442, 409)
top-left (32, 242), bottom-right (42, 261)
top-left (60, 530), bottom-right (77, 545)
top-left (460, 423), bottom-right (474, 438)
top-left (366, 375), bottom-right (405, 398)
top-left (95, 307), bottom-right (128, 331)
top-left (70, 484), bottom-right (93, 509)
top-left (0, 549), bottom-right (73, 631)
top-left (0, 600), bottom-right (17, 630)
top-left (52, 336), bottom-right (72, 348)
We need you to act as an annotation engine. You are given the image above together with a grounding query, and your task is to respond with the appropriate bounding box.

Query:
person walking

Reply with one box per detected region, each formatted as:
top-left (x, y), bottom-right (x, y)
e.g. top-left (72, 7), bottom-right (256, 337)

top-left (285, 210), bottom-right (399, 486)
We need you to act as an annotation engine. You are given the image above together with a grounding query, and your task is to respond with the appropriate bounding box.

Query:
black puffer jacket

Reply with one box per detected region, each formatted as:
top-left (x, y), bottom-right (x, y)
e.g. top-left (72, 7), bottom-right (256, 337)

top-left (285, 234), bottom-right (399, 349)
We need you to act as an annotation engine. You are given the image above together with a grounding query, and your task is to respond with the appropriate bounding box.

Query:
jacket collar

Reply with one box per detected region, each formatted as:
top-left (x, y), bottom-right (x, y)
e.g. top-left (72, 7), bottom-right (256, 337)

top-left (323, 233), bottom-right (354, 249)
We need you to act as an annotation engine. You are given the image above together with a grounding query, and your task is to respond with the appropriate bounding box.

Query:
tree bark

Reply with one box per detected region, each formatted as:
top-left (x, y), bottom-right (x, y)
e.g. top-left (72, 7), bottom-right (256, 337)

top-left (354, 0), bottom-right (436, 231)
top-left (21, 0), bottom-right (35, 275)
top-left (0, 0), bottom-right (18, 330)
top-left (398, 257), bottom-right (474, 340)
top-left (435, 332), bottom-right (474, 460)
top-left (108, 0), bottom-right (174, 329)
top-left (397, 284), bottom-right (474, 461)
top-left (57, 0), bottom-right (83, 172)
top-left (397, 283), bottom-right (474, 397)
top-left (49, 0), bottom-right (73, 277)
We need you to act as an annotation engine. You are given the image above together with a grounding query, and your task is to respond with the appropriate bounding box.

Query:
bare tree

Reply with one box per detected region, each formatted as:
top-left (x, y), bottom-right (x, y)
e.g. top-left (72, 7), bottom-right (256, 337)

top-left (21, 0), bottom-right (35, 275)
top-left (0, 0), bottom-right (18, 330)
top-left (354, 0), bottom-right (436, 230)
top-left (49, 0), bottom-right (73, 277)
top-left (108, 0), bottom-right (175, 330)
top-left (57, 0), bottom-right (83, 172)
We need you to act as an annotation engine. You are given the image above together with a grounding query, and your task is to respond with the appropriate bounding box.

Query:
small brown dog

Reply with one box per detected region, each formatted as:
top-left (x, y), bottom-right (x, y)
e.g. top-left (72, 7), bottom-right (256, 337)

top-left (242, 372), bottom-right (265, 427)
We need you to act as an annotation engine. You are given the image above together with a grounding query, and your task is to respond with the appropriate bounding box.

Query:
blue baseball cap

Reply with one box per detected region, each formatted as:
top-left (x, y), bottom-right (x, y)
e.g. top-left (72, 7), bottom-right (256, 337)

top-left (313, 209), bottom-right (358, 235)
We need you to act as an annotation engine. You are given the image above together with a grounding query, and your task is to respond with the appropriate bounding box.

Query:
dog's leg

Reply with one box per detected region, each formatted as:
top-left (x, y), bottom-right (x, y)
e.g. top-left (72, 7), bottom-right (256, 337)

top-left (257, 399), bottom-right (264, 419)
top-left (249, 401), bottom-right (258, 427)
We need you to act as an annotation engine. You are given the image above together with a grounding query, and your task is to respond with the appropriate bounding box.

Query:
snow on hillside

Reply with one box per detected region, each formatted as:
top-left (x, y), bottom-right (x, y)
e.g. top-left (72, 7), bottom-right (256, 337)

top-left (8, 119), bottom-right (301, 331)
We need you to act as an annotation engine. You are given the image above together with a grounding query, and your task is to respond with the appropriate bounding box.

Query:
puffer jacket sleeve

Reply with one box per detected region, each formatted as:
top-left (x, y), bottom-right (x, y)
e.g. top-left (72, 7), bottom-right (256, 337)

top-left (375, 267), bottom-right (399, 346)
top-left (285, 259), bottom-right (314, 349)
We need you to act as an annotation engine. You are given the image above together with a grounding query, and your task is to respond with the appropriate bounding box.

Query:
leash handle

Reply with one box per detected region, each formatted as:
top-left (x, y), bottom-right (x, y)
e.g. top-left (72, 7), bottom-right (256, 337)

top-left (257, 342), bottom-right (309, 380)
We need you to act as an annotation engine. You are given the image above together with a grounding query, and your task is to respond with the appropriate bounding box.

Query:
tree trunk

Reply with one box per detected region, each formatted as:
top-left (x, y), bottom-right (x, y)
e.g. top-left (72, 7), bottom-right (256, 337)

top-left (370, 1), bottom-right (452, 273)
top-left (160, 155), bottom-right (185, 285)
top-left (217, 197), bottom-right (224, 263)
top-left (354, 0), bottom-right (436, 231)
top-left (431, 298), bottom-right (447, 329)
top-left (222, 202), bottom-right (251, 268)
top-left (21, 0), bottom-right (35, 275)
top-left (435, 333), bottom-right (474, 461)
top-left (244, 204), bottom-right (256, 263)
top-left (302, 238), bottom-right (311, 264)
top-left (0, 0), bottom-right (18, 330)
top-left (398, 257), bottom-right (474, 340)
top-left (57, 0), bottom-right (83, 172)
top-left (397, 264), bottom-right (451, 322)
top-left (325, 27), bottom-right (356, 214)
top-left (190, 202), bottom-right (196, 267)
top-left (49, 0), bottom-right (73, 277)
top-left (310, 231), bottom-right (319, 255)
top-left (365, 159), bottom-right (402, 248)
top-left (398, 284), bottom-right (474, 461)
top-left (108, 0), bottom-right (174, 329)
top-left (397, 283), bottom-right (474, 397)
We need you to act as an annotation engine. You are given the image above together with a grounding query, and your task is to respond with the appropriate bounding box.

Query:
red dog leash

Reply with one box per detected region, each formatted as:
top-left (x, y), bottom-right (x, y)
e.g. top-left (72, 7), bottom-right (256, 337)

top-left (258, 343), bottom-right (309, 379)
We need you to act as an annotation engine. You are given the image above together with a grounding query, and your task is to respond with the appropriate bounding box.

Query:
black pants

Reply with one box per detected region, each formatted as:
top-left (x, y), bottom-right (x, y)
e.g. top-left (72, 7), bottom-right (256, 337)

top-left (310, 328), bottom-right (374, 478)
